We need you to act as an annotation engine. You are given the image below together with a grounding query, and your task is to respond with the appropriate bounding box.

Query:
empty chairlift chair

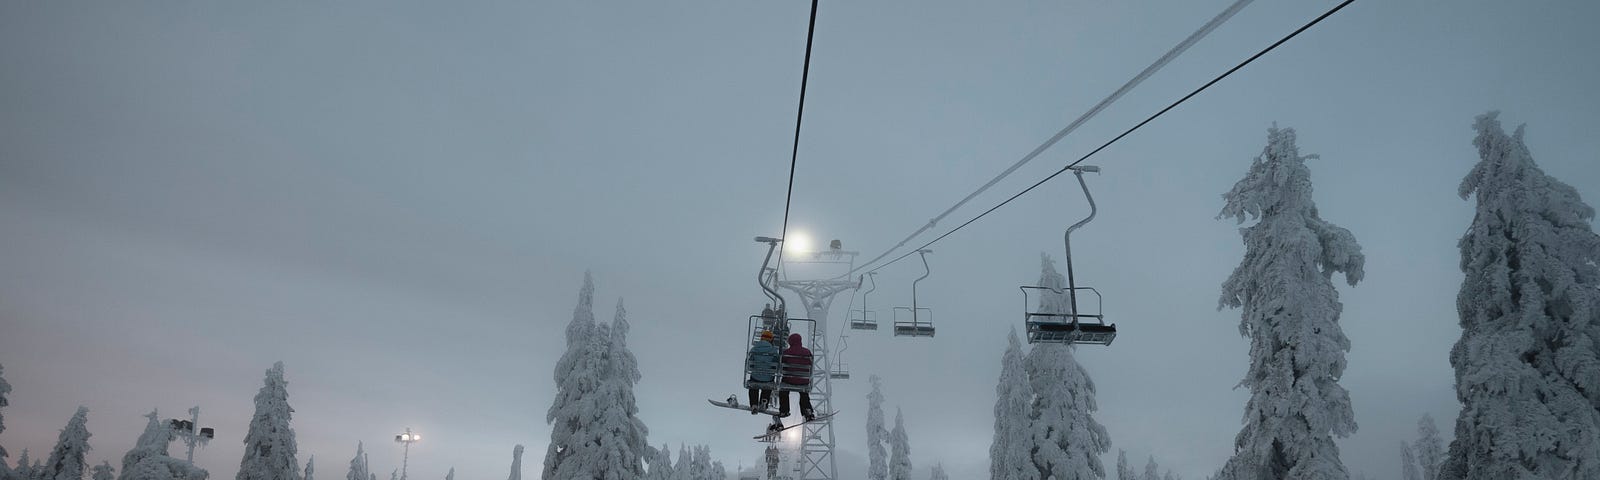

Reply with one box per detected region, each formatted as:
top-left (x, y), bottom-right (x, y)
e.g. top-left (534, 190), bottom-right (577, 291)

top-left (1021, 165), bottom-right (1116, 346)
top-left (892, 249), bottom-right (936, 337)
top-left (850, 272), bottom-right (879, 331)
top-left (829, 334), bottom-right (851, 380)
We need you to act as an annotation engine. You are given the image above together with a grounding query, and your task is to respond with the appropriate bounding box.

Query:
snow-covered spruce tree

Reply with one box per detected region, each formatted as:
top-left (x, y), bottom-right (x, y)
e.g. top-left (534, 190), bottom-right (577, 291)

top-left (1026, 256), bottom-right (1110, 480)
top-left (1412, 415), bottom-right (1442, 480)
top-left (1116, 451), bottom-right (1135, 480)
top-left (117, 410), bottom-right (172, 480)
top-left (237, 362), bottom-right (299, 480)
top-left (888, 409), bottom-right (911, 480)
top-left (507, 445), bottom-right (523, 480)
top-left (708, 460), bottom-right (726, 480)
top-left (690, 446), bottom-right (713, 480)
top-left (643, 444), bottom-right (672, 480)
top-left (1, 363), bottom-right (11, 463)
top-left (929, 464), bottom-right (947, 480)
top-left (671, 445), bottom-right (689, 480)
top-left (1400, 443), bottom-right (1420, 480)
top-left (543, 273), bottom-right (607, 480)
top-left (1214, 125), bottom-right (1364, 480)
top-left (45, 407), bottom-right (92, 480)
top-left (1141, 457), bottom-right (1158, 480)
top-left (990, 329), bottom-right (1036, 480)
top-left (441, 469), bottom-right (451, 480)
top-left (590, 299), bottom-right (648, 480)
top-left (92, 463), bottom-right (113, 480)
top-left (16, 451), bottom-right (33, 480)
top-left (302, 459), bottom-right (312, 480)
top-left (388, 469), bottom-right (396, 480)
top-left (345, 444), bottom-right (367, 480)
top-left (867, 376), bottom-right (888, 480)
top-left (1440, 112), bottom-right (1600, 480)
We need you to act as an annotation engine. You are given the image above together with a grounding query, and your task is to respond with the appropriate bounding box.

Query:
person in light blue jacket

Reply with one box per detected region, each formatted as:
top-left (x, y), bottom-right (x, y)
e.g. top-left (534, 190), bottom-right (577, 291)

top-left (746, 330), bottom-right (780, 413)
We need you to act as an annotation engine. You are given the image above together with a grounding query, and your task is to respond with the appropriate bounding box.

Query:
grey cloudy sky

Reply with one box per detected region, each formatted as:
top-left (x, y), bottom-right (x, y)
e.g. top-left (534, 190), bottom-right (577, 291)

top-left (2, 1), bottom-right (1597, 479)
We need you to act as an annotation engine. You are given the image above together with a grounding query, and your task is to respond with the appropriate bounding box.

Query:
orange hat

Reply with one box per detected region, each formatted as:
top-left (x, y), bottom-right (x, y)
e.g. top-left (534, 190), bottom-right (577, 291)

top-left (760, 330), bottom-right (775, 341)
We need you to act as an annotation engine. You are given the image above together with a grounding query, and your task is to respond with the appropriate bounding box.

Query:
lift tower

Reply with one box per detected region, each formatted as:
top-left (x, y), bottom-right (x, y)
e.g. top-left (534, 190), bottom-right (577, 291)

top-left (775, 241), bottom-right (858, 480)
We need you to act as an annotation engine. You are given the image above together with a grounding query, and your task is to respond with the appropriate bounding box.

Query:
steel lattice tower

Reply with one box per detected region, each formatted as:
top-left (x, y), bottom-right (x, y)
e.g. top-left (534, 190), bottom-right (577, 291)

top-left (776, 248), bottom-right (858, 480)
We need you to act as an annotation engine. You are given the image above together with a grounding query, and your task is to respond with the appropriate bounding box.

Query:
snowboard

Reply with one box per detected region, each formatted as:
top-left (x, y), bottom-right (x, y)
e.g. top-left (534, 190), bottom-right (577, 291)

top-left (752, 412), bottom-right (837, 440)
top-left (707, 398), bottom-right (784, 417)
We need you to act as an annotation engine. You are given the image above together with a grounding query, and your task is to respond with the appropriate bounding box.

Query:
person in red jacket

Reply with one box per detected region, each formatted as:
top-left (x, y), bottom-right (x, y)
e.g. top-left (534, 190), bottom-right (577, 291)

top-left (778, 332), bottom-right (816, 420)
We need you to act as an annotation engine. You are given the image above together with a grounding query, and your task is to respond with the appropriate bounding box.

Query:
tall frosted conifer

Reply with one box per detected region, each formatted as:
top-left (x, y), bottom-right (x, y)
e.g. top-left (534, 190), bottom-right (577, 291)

top-left (1441, 112), bottom-right (1600, 480)
top-left (544, 274), bottom-right (647, 480)
top-left (643, 445), bottom-right (672, 480)
top-left (345, 443), bottom-right (367, 480)
top-left (671, 445), bottom-right (689, 480)
top-left (1413, 415), bottom-right (1442, 480)
top-left (1116, 451), bottom-right (1135, 480)
top-left (236, 363), bottom-right (299, 480)
top-left (544, 273), bottom-right (598, 480)
top-left (1400, 443), bottom-right (1420, 480)
top-left (0, 363), bottom-right (11, 462)
top-left (45, 407), bottom-right (91, 480)
top-left (16, 451), bottom-right (33, 480)
top-left (91, 463), bottom-right (113, 480)
top-left (1026, 256), bottom-right (1109, 480)
top-left (888, 409), bottom-right (911, 480)
top-left (1214, 126), bottom-right (1364, 480)
top-left (991, 328), bottom-right (1037, 480)
top-left (508, 445), bottom-right (523, 480)
top-left (866, 376), bottom-right (887, 480)
top-left (593, 299), bottom-right (647, 480)
top-left (117, 411), bottom-right (172, 480)
top-left (929, 464), bottom-right (947, 480)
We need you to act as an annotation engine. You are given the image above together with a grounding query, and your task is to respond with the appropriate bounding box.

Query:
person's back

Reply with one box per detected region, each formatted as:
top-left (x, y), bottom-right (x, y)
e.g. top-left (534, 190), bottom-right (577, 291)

top-left (781, 333), bottom-right (813, 386)
top-left (748, 335), bottom-right (780, 384)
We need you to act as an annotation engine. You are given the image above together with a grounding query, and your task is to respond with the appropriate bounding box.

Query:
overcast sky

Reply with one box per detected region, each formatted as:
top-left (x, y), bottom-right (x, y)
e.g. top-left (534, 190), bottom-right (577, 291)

top-left (2, 1), bottom-right (1598, 479)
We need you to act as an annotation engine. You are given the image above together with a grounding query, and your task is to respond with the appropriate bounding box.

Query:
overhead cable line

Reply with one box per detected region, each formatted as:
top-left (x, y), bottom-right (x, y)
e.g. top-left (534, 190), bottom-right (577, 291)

top-left (861, 0), bottom-right (1356, 275)
top-left (777, 0), bottom-right (821, 267)
top-left (847, 0), bottom-right (1256, 277)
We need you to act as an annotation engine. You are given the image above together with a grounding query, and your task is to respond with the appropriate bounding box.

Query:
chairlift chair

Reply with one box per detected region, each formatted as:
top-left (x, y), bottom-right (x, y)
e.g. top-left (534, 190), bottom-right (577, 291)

top-left (892, 250), bottom-right (936, 337)
top-left (744, 314), bottom-right (818, 393)
top-left (740, 236), bottom-right (819, 394)
top-left (1021, 165), bottom-right (1117, 346)
top-left (849, 272), bottom-right (879, 331)
top-left (829, 331), bottom-right (851, 380)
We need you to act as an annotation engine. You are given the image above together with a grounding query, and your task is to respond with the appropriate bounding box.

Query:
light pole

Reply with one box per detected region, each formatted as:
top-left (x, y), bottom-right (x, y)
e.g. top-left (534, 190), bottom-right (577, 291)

top-left (394, 428), bottom-right (420, 480)
top-left (168, 406), bottom-right (215, 463)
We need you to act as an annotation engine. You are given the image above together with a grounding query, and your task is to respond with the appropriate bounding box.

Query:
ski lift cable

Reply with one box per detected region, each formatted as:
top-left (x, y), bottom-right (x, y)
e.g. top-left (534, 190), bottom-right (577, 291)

top-left (845, 0), bottom-right (1257, 278)
top-left (777, 0), bottom-right (821, 268)
top-left (862, 0), bottom-right (1357, 276)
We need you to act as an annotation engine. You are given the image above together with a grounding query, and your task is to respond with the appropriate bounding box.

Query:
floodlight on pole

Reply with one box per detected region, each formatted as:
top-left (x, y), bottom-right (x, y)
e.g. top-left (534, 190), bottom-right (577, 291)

top-left (394, 427), bottom-right (420, 480)
top-left (168, 406), bottom-right (215, 464)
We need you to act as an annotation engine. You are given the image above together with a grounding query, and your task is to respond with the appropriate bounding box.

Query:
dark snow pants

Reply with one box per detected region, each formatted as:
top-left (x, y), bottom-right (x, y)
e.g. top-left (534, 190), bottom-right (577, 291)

top-left (778, 390), bottom-right (813, 418)
top-left (748, 388), bottom-right (772, 409)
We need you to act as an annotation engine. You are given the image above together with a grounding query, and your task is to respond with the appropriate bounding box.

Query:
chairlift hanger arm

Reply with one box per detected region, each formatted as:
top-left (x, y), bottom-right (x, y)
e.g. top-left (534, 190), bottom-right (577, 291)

top-left (912, 249), bottom-right (931, 319)
top-left (861, 272), bottom-right (877, 314)
top-left (1062, 169), bottom-right (1097, 315)
top-left (755, 236), bottom-right (787, 313)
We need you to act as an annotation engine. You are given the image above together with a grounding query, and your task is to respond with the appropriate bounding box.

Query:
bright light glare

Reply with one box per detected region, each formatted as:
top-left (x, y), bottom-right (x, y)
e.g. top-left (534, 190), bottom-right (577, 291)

top-left (785, 232), bottom-right (811, 254)
top-left (784, 427), bottom-right (802, 443)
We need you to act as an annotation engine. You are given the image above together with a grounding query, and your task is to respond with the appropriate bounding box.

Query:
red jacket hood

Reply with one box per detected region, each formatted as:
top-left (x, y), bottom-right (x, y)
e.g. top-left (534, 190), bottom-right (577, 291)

top-left (788, 333), bottom-right (804, 348)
